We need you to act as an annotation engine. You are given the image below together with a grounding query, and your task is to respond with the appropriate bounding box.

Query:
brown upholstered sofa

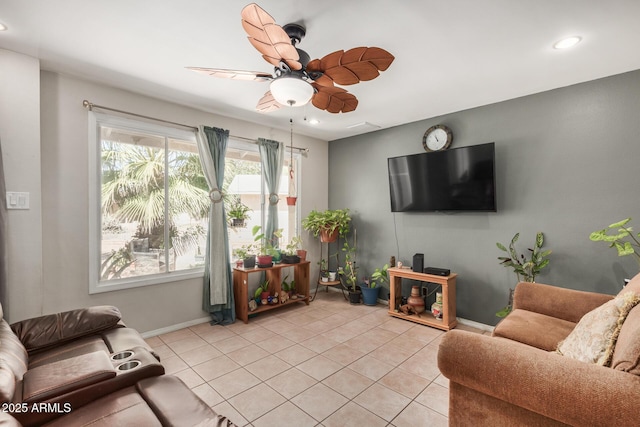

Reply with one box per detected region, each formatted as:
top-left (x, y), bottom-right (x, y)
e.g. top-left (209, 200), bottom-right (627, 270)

top-left (0, 303), bottom-right (233, 426)
top-left (438, 274), bottom-right (640, 426)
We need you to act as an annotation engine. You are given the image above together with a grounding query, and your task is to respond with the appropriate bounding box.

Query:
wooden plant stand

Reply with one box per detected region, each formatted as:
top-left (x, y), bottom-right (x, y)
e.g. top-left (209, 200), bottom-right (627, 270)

top-left (233, 261), bottom-right (310, 324)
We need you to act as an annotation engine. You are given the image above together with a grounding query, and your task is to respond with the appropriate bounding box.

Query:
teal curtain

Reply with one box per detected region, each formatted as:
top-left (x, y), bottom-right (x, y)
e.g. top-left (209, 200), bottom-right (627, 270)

top-left (196, 126), bottom-right (235, 325)
top-left (258, 138), bottom-right (284, 246)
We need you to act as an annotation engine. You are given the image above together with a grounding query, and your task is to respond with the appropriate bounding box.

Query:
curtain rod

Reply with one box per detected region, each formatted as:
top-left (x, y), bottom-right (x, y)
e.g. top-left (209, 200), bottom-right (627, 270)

top-left (82, 100), bottom-right (310, 153)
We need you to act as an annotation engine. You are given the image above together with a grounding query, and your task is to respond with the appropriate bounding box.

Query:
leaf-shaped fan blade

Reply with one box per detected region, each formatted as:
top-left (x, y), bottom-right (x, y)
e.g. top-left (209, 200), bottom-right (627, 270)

top-left (307, 47), bottom-right (395, 85)
top-left (241, 3), bottom-right (302, 71)
top-left (311, 84), bottom-right (358, 114)
top-left (256, 91), bottom-right (282, 113)
top-left (186, 67), bottom-right (273, 82)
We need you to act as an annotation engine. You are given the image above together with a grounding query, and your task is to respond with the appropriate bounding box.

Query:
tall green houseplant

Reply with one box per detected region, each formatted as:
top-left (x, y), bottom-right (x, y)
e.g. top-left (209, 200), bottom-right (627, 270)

top-left (495, 232), bottom-right (551, 317)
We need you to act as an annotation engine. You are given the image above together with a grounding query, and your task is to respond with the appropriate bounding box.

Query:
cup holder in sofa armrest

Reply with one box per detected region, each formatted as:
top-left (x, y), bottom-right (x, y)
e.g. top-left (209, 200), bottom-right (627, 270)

top-left (116, 360), bottom-right (141, 371)
top-left (111, 346), bottom-right (164, 379)
top-left (111, 350), bottom-right (135, 360)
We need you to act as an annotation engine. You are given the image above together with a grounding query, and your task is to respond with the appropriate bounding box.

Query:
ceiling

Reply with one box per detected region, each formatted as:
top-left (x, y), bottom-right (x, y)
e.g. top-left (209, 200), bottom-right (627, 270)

top-left (1, 1), bottom-right (640, 141)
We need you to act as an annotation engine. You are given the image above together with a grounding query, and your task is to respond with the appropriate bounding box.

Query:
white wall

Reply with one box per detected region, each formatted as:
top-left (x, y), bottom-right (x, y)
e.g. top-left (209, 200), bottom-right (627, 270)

top-left (0, 50), bottom-right (44, 322)
top-left (1, 48), bottom-right (329, 333)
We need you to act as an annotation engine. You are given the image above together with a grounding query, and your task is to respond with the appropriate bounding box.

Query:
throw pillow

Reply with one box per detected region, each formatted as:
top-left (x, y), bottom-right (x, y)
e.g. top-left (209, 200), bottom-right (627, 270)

top-left (556, 291), bottom-right (640, 366)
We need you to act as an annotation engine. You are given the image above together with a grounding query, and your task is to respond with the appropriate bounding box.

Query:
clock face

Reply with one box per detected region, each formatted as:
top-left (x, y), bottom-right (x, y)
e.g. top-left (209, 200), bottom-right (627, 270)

top-left (423, 125), bottom-right (453, 152)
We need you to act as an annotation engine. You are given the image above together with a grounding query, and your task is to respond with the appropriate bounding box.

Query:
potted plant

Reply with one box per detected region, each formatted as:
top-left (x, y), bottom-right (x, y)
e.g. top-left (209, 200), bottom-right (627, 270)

top-left (302, 209), bottom-right (351, 243)
top-left (226, 198), bottom-right (251, 228)
top-left (361, 263), bottom-right (389, 306)
top-left (251, 226), bottom-right (281, 267)
top-left (318, 259), bottom-right (329, 282)
top-left (234, 244), bottom-right (256, 269)
top-left (496, 232), bottom-right (551, 317)
top-left (339, 237), bottom-right (360, 304)
top-left (282, 236), bottom-right (302, 264)
top-left (254, 279), bottom-right (270, 305)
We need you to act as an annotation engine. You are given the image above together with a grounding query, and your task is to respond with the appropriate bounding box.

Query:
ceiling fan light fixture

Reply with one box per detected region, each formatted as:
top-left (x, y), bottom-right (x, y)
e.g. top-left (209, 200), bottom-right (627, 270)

top-left (270, 76), bottom-right (313, 107)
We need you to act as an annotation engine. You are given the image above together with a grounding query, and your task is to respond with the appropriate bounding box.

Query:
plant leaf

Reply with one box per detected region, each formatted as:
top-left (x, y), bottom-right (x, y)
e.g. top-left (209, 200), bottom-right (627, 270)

top-left (616, 241), bottom-right (635, 256)
top-left (496, 242), bottom-right (507, 252)
top-left (608, 218), bottom-right (631, 229)
top-left (589, 230), bottom-right (605, 241)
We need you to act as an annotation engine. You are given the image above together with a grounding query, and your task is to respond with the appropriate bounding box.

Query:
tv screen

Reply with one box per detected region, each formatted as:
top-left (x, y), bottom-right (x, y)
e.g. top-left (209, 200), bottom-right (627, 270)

top-left (388, 142), bottom-right (496, 212)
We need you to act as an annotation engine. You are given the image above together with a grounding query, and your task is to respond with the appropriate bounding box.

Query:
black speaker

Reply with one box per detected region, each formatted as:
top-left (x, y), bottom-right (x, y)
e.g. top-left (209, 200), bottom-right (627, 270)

top-left (412, 253), bottom-right (424, 273)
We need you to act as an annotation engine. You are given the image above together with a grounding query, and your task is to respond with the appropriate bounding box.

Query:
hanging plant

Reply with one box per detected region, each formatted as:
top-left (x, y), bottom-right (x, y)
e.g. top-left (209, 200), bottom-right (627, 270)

top-left (287, 118), bottom-right (297, 206)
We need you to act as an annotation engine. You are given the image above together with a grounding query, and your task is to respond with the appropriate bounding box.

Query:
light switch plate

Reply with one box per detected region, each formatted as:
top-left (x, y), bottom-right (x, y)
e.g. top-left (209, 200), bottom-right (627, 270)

top-left (6, 192), bottom-right (29, 209)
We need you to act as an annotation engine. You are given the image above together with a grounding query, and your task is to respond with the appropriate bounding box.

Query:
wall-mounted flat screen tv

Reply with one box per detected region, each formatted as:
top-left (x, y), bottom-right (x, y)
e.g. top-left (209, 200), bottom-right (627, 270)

top-left (388, 142), bottom-right (496, 212)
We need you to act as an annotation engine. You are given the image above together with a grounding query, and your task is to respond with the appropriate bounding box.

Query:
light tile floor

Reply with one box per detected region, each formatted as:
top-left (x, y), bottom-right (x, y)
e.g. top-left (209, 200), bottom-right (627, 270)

top-left (145, 290), bottom-right (487, 426)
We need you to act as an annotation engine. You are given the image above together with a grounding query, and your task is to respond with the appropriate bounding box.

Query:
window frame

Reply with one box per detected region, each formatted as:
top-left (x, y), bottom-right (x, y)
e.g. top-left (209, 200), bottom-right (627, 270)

top-left (88, 114), bottom-right (303, 294)
top-left (88, 112), bottom-right (204, 294)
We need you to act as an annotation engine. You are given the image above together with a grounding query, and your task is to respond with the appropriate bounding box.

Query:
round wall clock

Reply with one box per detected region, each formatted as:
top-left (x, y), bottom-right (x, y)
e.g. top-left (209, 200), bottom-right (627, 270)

top-left (423, 124), bottom-right (453, 152)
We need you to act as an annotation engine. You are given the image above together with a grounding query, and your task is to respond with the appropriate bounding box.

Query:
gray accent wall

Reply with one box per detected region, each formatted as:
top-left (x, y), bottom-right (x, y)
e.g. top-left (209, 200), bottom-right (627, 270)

top-left (329, 69), bottom-right (640, 326)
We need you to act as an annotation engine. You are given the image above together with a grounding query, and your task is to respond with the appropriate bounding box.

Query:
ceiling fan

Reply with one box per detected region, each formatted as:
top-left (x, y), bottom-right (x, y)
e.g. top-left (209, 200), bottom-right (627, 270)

top-left (187, 3), bottom-right (395, 114)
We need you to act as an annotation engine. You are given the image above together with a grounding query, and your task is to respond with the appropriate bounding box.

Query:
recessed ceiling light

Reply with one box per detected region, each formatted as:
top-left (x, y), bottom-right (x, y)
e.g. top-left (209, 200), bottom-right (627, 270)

top-left (0, 23), bottom-right (7, 32)
top-left (308, 118), bottom-right (320, 125)
top-left (553, 36), bottom-right (581, 49)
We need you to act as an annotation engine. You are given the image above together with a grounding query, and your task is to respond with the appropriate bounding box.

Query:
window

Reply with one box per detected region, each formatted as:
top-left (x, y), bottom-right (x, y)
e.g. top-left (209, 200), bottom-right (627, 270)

top-left (89, 114), bottom-right (301, 293)
top-left (225, 140), bottom-right (300, 261)
top-left (89, 113), bottom-right (208, 293)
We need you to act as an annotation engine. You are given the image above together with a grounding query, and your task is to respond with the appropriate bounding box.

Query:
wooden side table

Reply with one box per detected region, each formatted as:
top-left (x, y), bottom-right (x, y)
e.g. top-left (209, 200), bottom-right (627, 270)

top-left (388, 267), bottom-right (457, 330)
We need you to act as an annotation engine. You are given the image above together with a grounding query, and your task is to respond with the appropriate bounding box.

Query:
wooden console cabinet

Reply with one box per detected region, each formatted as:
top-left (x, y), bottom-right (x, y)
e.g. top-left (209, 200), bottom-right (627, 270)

top-left (388, 267), bottom-right (457, 330)
top-left (233, 261), bottom-right (310, 324)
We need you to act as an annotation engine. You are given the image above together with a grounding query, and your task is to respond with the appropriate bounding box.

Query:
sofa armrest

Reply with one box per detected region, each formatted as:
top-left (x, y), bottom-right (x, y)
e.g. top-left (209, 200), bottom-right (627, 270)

top-left (438, 330), bottom-right (640, 426)
top-left (10, 306), bottom-right (122, 352)
top-left (22, 351), bottom-right (115, 403)
top-left (513, 281), bottom-right (613, 323)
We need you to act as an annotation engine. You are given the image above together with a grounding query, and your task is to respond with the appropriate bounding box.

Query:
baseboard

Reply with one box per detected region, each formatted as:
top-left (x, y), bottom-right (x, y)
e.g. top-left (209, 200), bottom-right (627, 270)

top-left (457, 317), bottom-right (495, 332)
top-left (308, 287), bottom-right (496, 332)
top-left (141, 316), bottom-right (211, 338)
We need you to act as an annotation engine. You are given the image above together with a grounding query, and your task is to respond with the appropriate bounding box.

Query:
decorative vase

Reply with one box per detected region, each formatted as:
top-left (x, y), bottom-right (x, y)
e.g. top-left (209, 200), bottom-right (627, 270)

top-left (296, 249), bottom-right (307, 261)
top-left (407, 285), bottom-right (425, 313)
top-left (328, 271), bottom-right (337, 281)
top-left (431, 292), bottom-right (443, 319)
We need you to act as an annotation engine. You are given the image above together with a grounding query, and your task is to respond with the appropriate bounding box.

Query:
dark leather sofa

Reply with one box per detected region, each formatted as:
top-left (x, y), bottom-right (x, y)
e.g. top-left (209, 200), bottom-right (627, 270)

top-left (0, 304), bottom-right (234, 426)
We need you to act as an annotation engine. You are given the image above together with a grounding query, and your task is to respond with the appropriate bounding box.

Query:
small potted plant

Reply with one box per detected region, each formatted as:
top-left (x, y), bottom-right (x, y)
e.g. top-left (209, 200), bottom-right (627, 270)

top-left (254, 279), bottom-right (270, 305)
top-left (362, 263), bottom-right (389, 306)
top-left (282, 236), bottom-right (302, 264)
top-left (251, 226), bottom-right (281, 267)
top-left (318, 259), bottom-right (329, 282)
top-left (235, 244), bottom-right (256, 269)
top-left (339, 238), bottom-right (360, 303)
top-left (302, 209), bottom-right (351, 243)
top-left (226, 198), bottom-right (251, 228)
